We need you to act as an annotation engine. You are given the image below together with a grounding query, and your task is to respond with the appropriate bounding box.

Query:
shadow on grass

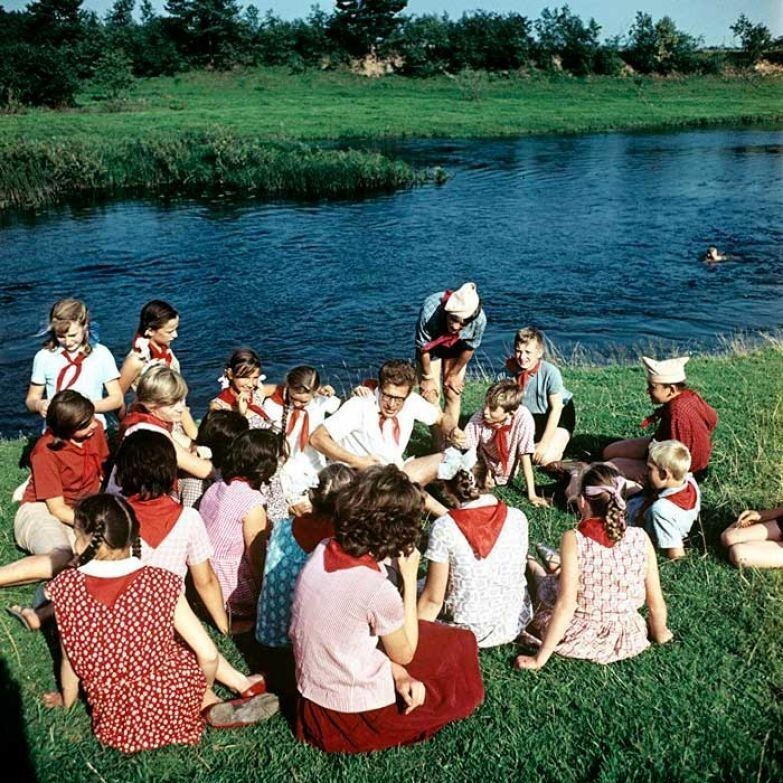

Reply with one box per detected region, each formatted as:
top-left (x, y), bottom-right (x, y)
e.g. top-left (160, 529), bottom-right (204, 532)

top-left (0, 658), bottom-right (37, 782)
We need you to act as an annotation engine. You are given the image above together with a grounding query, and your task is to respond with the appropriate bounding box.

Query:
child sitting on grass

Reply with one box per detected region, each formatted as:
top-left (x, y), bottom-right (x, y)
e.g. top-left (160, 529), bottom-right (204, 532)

top-left (256, 462), bottom-right (355, 648)
top-left (290, 465), bottom-right (484, 754)
top-left (504, 327), bottom-right (575, 466)
top-left (417, 449), bottom-right (533, 648)
top-left (721, 505), bottom-right (783, 569)
top-left (515, 463), bottom-right (672, 670)
top-left (199, 430), bottom-right (281, 633)
top-left (627, 440), bottom-right (701, 560)
top-left (44, 494), bottom-right (278, 753)
top-left (463, 379), bottom-right (548, 507)
top-left (603, 356), bottom-right (717, 484)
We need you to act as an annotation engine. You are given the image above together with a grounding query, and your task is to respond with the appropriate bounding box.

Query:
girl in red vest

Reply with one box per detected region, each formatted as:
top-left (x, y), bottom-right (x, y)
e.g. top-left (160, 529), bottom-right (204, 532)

top-left (418, 450), bottom-right (533, 648)
top-left (25, 299), bottom-right (122, 426)
top-left (118, 300), bottom-right (197, 439)
top-left (43, 494), bottom-right (278, 752)
top-left (210, 348), bottom-right (277, 430)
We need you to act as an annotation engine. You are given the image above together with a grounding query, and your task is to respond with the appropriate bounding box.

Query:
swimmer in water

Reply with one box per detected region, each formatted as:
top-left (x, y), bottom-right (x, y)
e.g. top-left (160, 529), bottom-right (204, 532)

top-left (703, 246), bottom-right (728, 264)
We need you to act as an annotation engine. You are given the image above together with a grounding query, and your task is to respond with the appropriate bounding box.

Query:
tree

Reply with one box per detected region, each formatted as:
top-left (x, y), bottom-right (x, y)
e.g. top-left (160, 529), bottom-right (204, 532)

top-left (451, 12), bottom-right (532, 72)
top-left (105, 0), bottom-right (134, 27)
top-left (25, 0), bottom-right (84, 47)
top-left (164, 0), bottom-right (245, 67)
top-left (534, 5), bottom-right (601, 75)
top-left (624, 11), bottom-right (701, 74)
top-left (730, 14), bottom-right (772, 66)
top-left (329, 0), bottom-right (407, 58)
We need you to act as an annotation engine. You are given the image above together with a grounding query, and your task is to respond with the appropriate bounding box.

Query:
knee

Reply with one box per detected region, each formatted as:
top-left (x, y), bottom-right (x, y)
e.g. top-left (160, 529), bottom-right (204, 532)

top-left (728, 545), bottom-right (748, 568)
top-left (720, 528), bottom-right (735, 549)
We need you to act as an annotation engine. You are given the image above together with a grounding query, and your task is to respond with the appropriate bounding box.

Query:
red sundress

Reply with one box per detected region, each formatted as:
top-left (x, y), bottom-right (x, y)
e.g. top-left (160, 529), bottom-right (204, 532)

top-left (48, 566), bottom-right (207, 754)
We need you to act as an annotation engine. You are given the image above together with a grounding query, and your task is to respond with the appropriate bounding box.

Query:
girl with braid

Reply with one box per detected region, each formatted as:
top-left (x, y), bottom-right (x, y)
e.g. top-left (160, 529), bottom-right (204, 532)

top-left (44, 494), bottom-right (279, 753)
top-left (516, 463), bottom-right (672, 669)
top-left (418, 450), bottom-right (533, 648)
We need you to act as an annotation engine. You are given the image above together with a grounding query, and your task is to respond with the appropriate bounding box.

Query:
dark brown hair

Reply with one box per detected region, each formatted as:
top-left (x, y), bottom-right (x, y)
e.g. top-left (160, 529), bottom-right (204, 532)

top-left (333, 465), bottom-right (425, 560)
top-left (378, 360), bottom-right (416, 390)
top-left (46, 390), bottom-right (95, 447)
top-left (440, 455), bottom-right (491, 508)
top-left (222, 429), bottom-right (279, 490)
top-left (485, 379), bottom-right (524, 413)
top-left (115, 430), bottom-right (177, 500)
top-left (196, 410), bottom-right (249, 472)
top-left (226, 348), bottom-right (262, 379)
top-left (76, 494), bottom-right (141, 566)
top-left (310, 463), bottom-right (356, 516)
top-left (137, 300), bottom-right (178, 336)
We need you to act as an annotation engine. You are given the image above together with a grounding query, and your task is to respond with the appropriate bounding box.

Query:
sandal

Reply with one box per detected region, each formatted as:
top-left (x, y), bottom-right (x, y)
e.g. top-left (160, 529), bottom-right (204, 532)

top-left (241, 676), bottom-right (267, 698)
top-left (203, 692), bottom-right (280, 729)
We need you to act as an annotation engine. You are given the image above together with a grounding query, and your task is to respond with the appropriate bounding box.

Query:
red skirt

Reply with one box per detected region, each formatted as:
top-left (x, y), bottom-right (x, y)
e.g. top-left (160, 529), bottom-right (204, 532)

top-left (296, 620), bottom-right (484, 754)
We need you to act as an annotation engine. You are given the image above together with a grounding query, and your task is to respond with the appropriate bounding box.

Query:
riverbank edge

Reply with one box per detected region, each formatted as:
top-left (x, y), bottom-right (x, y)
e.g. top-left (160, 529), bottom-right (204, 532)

top-left (0, 133), bottom-right (422, 211)
top-left (1, 71), bottom-right (781, 211)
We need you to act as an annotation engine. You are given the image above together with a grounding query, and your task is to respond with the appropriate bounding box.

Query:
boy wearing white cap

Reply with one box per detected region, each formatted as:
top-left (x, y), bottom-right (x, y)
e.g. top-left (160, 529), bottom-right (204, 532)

top-left (415, 283), bottom-right (487, 441)
top-left (603, 355), bottom-right (717, 484)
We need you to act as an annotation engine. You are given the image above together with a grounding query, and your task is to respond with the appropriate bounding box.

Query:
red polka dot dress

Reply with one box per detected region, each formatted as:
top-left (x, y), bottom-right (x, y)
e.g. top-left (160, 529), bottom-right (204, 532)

top-left (48, 563), bottom-right (207, 754)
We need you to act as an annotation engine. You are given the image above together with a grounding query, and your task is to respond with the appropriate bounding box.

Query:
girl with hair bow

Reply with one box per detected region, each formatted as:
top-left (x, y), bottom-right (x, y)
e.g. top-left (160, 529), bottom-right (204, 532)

top-left (418, 448), bottom-right (534, 648)
top-left (516, 462), bottom-right (672, 670)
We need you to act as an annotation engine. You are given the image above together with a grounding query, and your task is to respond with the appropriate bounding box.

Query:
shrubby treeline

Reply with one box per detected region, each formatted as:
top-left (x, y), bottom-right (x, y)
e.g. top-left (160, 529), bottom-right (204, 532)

top-left (0, 0), bottom-right (779, 107)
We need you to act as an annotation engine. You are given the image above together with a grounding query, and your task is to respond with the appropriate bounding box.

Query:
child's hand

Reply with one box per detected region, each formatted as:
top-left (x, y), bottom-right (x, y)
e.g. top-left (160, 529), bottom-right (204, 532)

top-left (419, 378), bottom-right (439, 402)
top-left (735, 510), bottom-right (761, 528)
top-left (529, 495), bottom-right (550, 508)
top-left (447, 427), bottom-right (466, 448)
top-left (444, 375), bottom-right (464, 395)
top-left (514, 655), bottom-right (544, 671)
top-left (37, 399), bottom-right (50, 418)
top-left (317, 385), bottom-right (335, 397)
top-left (397, 548), bottom-right (421, 583)
top-left (351, 385), bottom-right (373, 399)
top-left (532, 444), bottom-right (549, 465)
top-left (42, 692), bottom-right (64, 708)
top-left (236, 390), bottom-right (249, 416)
top-left (394, 672), bottom-right (426, 714)
top-left (654, 628), bottom-right (674, 645)
top-left (289, 498), bottom-right (312, 517)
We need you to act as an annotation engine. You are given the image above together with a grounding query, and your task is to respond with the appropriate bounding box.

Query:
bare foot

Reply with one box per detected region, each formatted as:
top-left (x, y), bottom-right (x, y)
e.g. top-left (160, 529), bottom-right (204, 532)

top-left (42, 692), bottom-right (64, 708)
top-left (6, 605), bottom-right (41, 631)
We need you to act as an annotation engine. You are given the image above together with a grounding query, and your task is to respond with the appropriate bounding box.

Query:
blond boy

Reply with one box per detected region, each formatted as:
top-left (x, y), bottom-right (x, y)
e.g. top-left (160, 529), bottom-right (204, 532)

top-left (628, 440), bottom-right (701, 559)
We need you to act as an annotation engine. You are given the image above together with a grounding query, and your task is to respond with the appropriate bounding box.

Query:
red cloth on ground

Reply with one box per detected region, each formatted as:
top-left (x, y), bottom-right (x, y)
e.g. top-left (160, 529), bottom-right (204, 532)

top-left (22, 422), bottom-right (109, 506)
top-left (296, 620), bottom-right (484, 754)
top-left (641, 390), bottom-right (717, 473)
top-left (448, 501), bottom-right (508, 559)
top-left (291, 512), bottom-right (335, 553)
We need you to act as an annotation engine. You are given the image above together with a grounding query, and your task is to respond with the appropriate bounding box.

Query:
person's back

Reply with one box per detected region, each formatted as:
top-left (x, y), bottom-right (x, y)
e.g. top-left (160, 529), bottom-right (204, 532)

top-left (50, 565), bottom-right (205, 753)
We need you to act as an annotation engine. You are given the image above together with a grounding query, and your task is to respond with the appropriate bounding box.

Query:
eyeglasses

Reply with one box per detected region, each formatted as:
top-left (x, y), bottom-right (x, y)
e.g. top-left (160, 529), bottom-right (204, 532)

top-left (380, 390), bottom-right (408, 405)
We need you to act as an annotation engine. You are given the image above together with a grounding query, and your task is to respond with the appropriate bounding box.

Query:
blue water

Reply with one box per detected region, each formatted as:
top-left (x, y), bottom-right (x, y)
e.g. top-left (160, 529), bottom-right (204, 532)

top-left (1, 127), bottom-right (782, 435)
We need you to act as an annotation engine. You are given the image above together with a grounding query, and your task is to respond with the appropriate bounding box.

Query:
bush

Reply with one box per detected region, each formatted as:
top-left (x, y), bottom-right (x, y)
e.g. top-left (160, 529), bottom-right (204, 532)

top-left (91, 49), bottom-right (135, 99)
top-left (387, 14), bottom-right (451, 76)
top-left (0, 43), bottom-right (79, 107)
top-left (623, 12), bottom-right (702, 75)
top-left (451, 11), bottom-right (532, 72)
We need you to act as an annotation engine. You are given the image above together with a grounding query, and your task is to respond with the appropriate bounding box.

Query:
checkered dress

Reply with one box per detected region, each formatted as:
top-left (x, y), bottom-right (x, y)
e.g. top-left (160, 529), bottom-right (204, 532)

top-left (534, 526), bottom-right (650, 664)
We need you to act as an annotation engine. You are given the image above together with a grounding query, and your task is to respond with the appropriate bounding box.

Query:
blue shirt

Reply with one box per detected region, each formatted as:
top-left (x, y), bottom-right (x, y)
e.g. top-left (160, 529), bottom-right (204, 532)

top-left (504, 359), bottom-right (572, 415)
top-left (415, 291), bottom-right (486, 352)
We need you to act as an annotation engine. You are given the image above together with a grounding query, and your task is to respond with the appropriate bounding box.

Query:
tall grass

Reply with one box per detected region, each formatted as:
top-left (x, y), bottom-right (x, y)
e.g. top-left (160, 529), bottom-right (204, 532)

top-left (0, 129), bottom-right (420, 210)
top-left (1, 345), bottom-right (781, 782)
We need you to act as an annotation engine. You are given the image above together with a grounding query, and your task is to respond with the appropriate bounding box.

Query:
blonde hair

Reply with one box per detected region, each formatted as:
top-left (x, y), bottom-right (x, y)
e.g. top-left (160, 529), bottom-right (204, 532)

top-left (514, 326), bottom-right (545, 351)
top-left (43, 298), bottom-right (92, 355)
top-left (648, 440), bottom-right (691, 482)
top-left (485, 379), bottom-right (524, 413)
top-left (135, 365), bottom-right (188, 407)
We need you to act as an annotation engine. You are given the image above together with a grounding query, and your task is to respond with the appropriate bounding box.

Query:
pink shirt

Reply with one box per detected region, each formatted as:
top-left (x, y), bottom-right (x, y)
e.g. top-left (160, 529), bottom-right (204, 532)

top-left (199, 479), bottom-right (266, 612)
top-left (290, 541), bottom-right (404, 712)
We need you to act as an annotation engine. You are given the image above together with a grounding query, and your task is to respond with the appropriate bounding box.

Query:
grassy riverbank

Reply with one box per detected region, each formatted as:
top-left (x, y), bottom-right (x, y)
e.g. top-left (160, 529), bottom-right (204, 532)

top-left (1, 70), bottom-right (782, 209)
top-left (1, 345), bottom-right (781, 782)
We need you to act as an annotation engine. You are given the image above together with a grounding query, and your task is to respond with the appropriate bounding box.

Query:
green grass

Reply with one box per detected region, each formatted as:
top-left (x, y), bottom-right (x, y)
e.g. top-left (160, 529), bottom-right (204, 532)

top-left (1, 346), bottom-right (782, 781)
top-left (0, 69), bottom-right (781, 209)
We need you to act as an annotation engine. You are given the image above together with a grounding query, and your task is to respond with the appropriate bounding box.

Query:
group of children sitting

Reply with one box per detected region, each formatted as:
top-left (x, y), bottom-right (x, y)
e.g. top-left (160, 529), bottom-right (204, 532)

top-left (2, 293), bottom-right (779, 757)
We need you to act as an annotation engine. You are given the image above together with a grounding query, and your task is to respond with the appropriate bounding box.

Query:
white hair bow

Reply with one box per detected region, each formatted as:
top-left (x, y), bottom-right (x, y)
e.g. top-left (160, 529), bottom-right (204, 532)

top-left (438, 447), bottom-right (478, 481)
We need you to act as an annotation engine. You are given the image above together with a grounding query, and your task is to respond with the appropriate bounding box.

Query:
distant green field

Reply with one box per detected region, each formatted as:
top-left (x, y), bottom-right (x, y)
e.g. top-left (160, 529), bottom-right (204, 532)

top-left (1, 346), bottom-right (781, 782)
top-left (2, 69), bottom-right (782, 142)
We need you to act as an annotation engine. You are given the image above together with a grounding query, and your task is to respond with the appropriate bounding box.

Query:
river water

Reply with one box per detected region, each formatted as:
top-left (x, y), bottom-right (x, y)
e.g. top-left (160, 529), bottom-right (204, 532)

top-left (1, 127), bottom-right (782, 435)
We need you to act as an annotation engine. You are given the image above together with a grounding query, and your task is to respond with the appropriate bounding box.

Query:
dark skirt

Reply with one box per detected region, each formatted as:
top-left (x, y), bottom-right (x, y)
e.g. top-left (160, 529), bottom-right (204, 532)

top-left (533, 397), bottom-right (576, 441)
top-left (296, 620), bottom-right (484, 754)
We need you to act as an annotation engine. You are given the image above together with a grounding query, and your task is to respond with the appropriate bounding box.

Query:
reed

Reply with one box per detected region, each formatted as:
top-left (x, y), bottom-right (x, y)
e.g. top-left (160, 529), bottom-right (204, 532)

top-left (0, 130), bottom-right (420, 210)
